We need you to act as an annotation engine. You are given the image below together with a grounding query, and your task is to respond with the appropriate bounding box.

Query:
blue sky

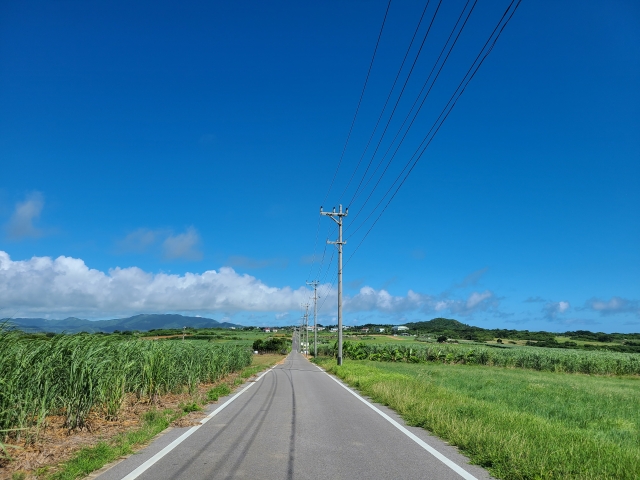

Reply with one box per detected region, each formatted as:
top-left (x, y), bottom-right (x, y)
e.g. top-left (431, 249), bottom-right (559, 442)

top-left (1, 0), bottom-right (638, 332)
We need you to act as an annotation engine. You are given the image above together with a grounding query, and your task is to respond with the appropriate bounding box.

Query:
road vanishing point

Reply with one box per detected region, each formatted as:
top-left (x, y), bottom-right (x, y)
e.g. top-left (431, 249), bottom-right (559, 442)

top-left (96, 337), bottom-right (493, 480)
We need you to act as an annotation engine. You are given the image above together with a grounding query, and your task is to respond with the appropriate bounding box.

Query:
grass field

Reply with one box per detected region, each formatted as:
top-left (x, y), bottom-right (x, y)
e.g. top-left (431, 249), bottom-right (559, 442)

top-left (316, 358), bottom-right (640, 479)
top-left (314, 339), bottom-right (640, 375)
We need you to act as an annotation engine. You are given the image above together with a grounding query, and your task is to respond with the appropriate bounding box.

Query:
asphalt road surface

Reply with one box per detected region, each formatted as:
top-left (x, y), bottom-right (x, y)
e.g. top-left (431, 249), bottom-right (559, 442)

top-left (96, 336), bottom-right (493, 480)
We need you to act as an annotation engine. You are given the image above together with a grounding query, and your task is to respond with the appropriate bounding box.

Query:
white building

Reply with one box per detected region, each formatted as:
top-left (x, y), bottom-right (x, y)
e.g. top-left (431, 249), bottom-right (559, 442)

top-left (392, 325), bottom-right (409, 332)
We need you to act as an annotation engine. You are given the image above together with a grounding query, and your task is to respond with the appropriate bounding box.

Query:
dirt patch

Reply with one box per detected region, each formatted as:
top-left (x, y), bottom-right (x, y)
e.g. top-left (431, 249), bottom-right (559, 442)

top-left (170, 411), bottom-right (207, 428)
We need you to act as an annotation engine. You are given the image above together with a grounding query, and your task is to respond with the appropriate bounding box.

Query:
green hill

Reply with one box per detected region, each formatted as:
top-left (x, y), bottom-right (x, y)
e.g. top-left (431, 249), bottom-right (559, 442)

top-left (404, 318), bottom-right (481, 332)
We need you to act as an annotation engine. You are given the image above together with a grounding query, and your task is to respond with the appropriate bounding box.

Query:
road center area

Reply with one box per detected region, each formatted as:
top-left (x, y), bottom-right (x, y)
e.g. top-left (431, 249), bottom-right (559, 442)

top-left (97, 352), bottom-right (492, 480)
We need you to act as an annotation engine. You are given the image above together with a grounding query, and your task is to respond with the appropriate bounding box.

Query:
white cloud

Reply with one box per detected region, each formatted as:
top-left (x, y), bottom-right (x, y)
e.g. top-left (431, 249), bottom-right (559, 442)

top-left (344, 286), bottom-right (426, 313)
top-left (428, 290), bottom-right (497, 316)
top-left (162, 227), bottom-right (202, 260)
top-left (0, 251), bottom-right (311, 318)
top-left (587, 297), bottom-right (639, 316)
top-left (5, 192), bottom-right (44, 239)
top-left (543, 300), bottom-right (571, 319)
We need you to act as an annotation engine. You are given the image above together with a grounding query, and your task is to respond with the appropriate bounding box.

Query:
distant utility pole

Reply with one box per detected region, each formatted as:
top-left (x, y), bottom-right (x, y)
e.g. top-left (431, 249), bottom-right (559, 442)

top-left (182, 326), bottom-right (186, 341)
top-left (320, 204), bottom-right (348, 365)
top-left (301, 303), bottom-right (310, 357)
top-left (307, 280), bottom-right (320, 357)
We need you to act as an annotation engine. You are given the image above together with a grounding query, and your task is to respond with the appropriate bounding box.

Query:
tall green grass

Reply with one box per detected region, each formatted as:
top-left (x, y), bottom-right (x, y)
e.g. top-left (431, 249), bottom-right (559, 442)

top-left (0, 326), bottom-right (252, 441)
top-left (319, 359), bottom-right (640, 479)
top-left (316, 340), bottom-right (640, 375)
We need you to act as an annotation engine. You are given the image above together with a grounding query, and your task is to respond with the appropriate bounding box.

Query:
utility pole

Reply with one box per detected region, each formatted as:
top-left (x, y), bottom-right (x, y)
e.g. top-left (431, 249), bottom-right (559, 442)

top-left (307, 280), bottom-right (320, 357)
top-left (320, 204), bottom-right (348, 365)
top-left (301, 303), bottom-right (310, 357)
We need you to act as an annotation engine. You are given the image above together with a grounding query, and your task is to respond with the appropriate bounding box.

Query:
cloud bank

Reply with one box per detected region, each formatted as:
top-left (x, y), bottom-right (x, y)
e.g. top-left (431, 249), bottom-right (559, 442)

top-left (0, 251), bottom-right (505, 321)
top-left (586, 297), bottom-right (639, 316)
top-left (0, 251), bottom-right (308, 318)
top-left (345, 286), bottom-right (425, 313)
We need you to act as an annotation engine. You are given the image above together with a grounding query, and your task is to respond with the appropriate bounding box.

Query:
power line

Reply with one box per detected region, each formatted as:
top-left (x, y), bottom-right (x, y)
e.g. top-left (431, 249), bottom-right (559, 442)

top-left (346, 0), bottom-right (444, 207)
top-left (310, 0), bottom-right (521, 341)
top-left (312, 0), bottom-right (391, 283)
top-left (305, 217), bottom-right (322, 282)
top-left (318, 275), bottom-right (337, 312)
top-left (323, 0), bottom-right (393, 205)
top-left (345, 0), bottom-right (477, 235)
top-left (337, 0), bottom-right (433, 203)
top-left (307, 220), bottom-right (334, 282)
top-left (345, 0), bottom-right (523, 263)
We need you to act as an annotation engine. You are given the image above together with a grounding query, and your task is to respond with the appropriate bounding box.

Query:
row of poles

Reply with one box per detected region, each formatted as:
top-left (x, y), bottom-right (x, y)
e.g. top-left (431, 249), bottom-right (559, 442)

top-left (300, 205), bottom-right (348, 365)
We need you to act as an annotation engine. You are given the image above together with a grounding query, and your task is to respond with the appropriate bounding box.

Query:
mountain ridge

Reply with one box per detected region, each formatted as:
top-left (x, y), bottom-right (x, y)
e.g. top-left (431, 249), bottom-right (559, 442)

top-left (3, 314), bottom-right (240, 333)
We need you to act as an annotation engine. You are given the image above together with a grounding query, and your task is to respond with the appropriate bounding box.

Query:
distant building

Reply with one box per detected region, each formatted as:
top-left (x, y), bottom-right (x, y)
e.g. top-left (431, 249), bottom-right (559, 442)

top-left (377, 328), bottom-right (386, 333)
top-left (330, 327), bottom-right (338, 332)
top-left (263, 328), bottom-right (271, 333)
top-left (392, 325), bottom-right (409, 332)
top-left (361, 327), bottom-right (369, 333)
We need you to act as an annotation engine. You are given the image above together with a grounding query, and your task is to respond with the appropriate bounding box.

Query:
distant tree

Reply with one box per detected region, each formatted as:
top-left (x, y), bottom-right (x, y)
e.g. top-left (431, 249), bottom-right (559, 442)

top-left (437, 335), bottom-right (447, 343)
top-left (496, 338), bottom-right (503, 344)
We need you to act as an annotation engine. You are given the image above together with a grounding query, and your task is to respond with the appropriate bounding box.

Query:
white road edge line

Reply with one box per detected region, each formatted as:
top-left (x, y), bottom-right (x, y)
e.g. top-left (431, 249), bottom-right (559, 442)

top-left (316, 365), bottom-right (478, 480)
top-left (120, 366), bottom-right (276, 480)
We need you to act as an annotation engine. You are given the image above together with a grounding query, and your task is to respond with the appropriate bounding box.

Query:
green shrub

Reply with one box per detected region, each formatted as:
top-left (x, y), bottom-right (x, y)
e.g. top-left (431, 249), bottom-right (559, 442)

top-left (180, 402), bottom-right (202, 413)
top-left (206, 384), bottom-right (231, 401)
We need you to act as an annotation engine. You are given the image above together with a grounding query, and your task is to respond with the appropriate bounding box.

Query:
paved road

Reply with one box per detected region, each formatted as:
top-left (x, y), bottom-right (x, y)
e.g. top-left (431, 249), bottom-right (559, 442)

top-left (97, 340), bottom-right (492, 480)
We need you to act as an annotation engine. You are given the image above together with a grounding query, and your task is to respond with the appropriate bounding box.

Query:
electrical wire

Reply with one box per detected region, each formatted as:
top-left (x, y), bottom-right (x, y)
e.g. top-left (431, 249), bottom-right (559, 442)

top-left (337, 0), bottom-right (433, 203)
top-left (322, 0), bottom-right (393, 205)
top-left (346, 0), bottom-right (444, 207)
top-left (345, 0), bottom-right (523, 264)
top-left (310, 0), bottom-right (392, 289)
top-left (311, 0), bottom-right (522, 320)
top-left (346, 0), bottom-right (477, 234)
